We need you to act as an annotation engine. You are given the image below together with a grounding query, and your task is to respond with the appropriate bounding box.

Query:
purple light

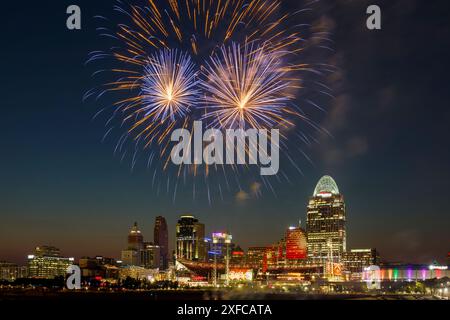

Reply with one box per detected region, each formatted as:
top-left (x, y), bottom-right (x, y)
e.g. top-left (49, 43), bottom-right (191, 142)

top-left (421, 269), bottom-right (427, 280)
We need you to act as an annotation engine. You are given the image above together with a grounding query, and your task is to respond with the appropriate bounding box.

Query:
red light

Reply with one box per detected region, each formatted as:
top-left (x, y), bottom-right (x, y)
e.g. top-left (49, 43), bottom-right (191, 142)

top-left (285, 228), bottom-right (307, 260)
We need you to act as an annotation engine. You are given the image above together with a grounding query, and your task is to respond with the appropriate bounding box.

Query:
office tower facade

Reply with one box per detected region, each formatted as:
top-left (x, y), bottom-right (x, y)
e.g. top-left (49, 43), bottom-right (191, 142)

top-left (127, 222), bottom-right (144, 251)
top-left (141, 242), bottom-right (161, 269)
top-left (121, 222), bottom-right (147, 267)
top-left (0, 262), bottom-right (28, 281)
top-left (121, 249), bottom-right (140, 266)
top-left (342, 249), bottom-right (380, 273)
top-left (27, 246), bottom-right (74, 279)
top-left (306, 176), bottom-right (346, 264)
top-left (285, 226), bottom-right (308, 261)
top-left (263, 241), bottom-right (286, 272)
top-left (121, 222), bottom-right (161, 269)
top-left (176, 215), bottom-right (206, 261)
top-left (154, 216), bottom-right (169, 270)
top-left (78, 256), bottom-right (120, 279)
top-left (121, 222), bottom-right (143, 266)
top-left (230, 246), bottom-right (245, 265)
top-left (246, 247), bottom-right (267, 269)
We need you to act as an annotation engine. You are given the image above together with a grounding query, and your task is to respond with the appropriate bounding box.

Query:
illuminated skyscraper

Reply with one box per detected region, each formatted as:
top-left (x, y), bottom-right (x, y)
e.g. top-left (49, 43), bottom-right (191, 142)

top-left (121, 222), bottom-right (161, 269)
top-left (176, 215), bottom-right (206, 261)
top-left (127, 222), bottom-right (144, 251)
top-left (121, 222), bottom-right (144, 266)
top-left (285, 225), bottom-right (307, 261)
top-left (154, 216), bottom-right (169, 269)
top-left (306, 176), bottom-right (346, 264)
top-left (141, 242), bottom-right (161, 269)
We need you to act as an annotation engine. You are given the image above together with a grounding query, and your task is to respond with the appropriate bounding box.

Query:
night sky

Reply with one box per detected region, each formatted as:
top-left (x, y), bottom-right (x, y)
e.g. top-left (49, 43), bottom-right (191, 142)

top-left (1, 0), bottom-right (450, 265)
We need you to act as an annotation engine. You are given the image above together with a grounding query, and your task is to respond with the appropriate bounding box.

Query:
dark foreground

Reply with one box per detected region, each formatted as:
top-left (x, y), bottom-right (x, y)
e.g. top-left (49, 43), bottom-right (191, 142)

top-left (1, 290), bottom-right (445, 320)
top-left (0, 289), bottom-right (440, 301)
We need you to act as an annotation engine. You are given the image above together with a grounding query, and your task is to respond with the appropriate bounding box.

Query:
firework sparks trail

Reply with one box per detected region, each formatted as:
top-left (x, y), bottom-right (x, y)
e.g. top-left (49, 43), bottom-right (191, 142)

top-left (140, 49), bottom-right (200, 122)
top-left (200, 42), bottom-right (301, 131)
top-left (86, 0), bottom-right (335, 201)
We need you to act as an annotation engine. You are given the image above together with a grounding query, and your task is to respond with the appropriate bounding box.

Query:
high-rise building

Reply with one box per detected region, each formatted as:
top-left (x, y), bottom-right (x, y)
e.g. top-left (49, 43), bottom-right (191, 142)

top-left (285, 225), bottom-right (308, 261)
top-left (121, 222), bottom-right (161, 269)
top-left (342, 249), bottom-right (380, 273)
top-left (154, 216), bottom-right (169, 270)
top-left (127, 222), bottom-right (144, 251)
top-left (27, 246), bottom-right (74, 279)
top-left (122, 222), bottom-right (144, 266)
top-left (176, 215), bottom-right (206, 261)
top-left (141, 242), bottom-right (161, 269)
top-left (306, 176), bottom-right (346, 264)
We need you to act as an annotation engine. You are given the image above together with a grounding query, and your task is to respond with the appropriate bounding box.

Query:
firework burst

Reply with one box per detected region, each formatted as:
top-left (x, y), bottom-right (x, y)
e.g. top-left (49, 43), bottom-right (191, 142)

top-left (86, 0), bottom-right (334, 200)
top-left (140, 49), bottom-right (200, 122)
top-left (110, 0), bottom-right (303, 58)
top-left (200, 42), bottom-right (302, 130)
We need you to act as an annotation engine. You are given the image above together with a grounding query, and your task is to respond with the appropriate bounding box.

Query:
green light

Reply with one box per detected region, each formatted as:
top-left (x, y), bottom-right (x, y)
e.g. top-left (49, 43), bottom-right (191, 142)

top-left (393, 269), bottom-right (399, 280)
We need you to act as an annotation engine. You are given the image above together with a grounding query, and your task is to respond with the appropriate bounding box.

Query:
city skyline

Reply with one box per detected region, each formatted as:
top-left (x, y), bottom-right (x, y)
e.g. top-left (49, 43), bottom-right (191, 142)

top-left (1, 0), bottom-right (450, 269)
top-left (1, 175), bottom-right (448, 266)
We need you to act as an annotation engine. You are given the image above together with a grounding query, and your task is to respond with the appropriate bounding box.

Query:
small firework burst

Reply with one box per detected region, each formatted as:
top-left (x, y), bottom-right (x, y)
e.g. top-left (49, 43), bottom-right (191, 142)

top-left (141, 49), bottom-right (200, 122)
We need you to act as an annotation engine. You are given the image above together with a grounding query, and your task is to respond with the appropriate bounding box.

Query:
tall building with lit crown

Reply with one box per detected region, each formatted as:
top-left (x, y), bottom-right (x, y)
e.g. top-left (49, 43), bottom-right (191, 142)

top-left (176, 215), bottom-right (206, 261)
top-left (306, 176), bottom-right (346, 265)
top-left (122, 222), bottom-right (144, 266)
top-left (154, 216), bottom-right (169, 270)
top-left (127, 222), bottom-right (144, 251)
top-left (121, 222), bottom-right (161, 269)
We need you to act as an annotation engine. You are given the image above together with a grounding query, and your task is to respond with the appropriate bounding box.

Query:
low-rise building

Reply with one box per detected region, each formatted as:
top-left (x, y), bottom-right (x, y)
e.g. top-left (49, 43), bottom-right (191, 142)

top-left (342, 249), bottom-right (380, 273)
top-left (27, 245), bottom-right (74, 279)
top-left (0, 261), bottom-right (28, 281)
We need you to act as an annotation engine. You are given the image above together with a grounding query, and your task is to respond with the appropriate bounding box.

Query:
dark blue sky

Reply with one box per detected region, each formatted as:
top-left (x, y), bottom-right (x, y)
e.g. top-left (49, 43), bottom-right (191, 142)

top-left (1, 0), bottom-right (449, 264)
